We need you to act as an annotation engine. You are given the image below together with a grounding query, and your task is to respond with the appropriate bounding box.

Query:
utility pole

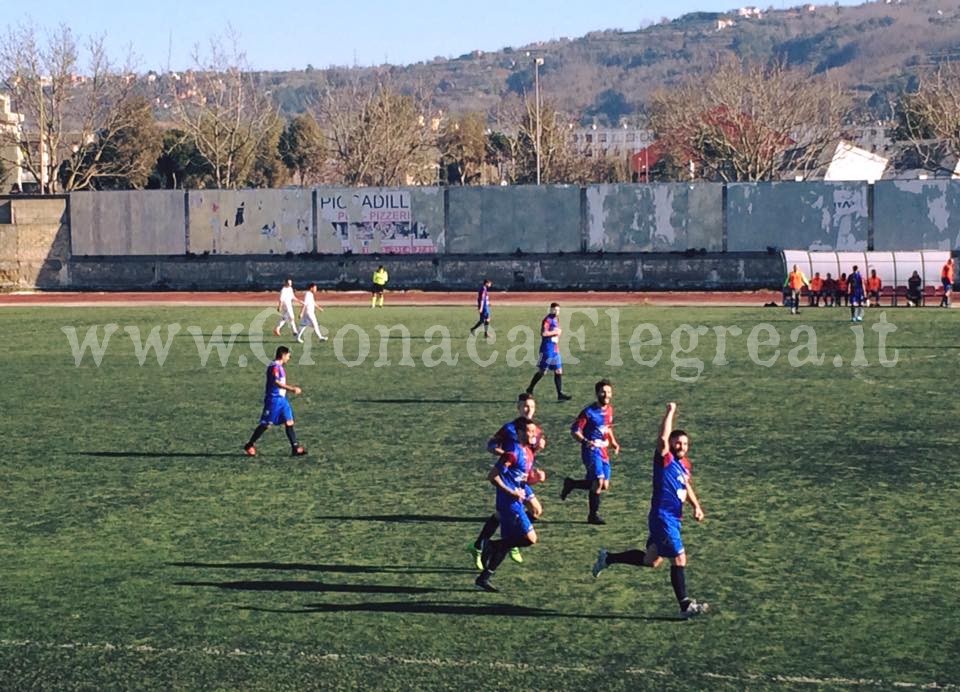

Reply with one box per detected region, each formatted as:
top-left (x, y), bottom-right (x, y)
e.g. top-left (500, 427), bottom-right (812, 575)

top-left (534, 57), bottom-right (544, 185)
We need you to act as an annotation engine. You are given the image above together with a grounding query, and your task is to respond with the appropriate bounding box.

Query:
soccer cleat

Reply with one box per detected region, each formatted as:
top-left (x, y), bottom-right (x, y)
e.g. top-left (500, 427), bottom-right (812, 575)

top-left (560, 477), bottom-right (573, 501)
top-left (467, 542), bottom-right (484, 571)
top-left (319, 335), bottom-right (329, 341)
top-left (296, 336), bottom-right (304, 344)
top-left (273, 326), bottom-right (282, 336)
top-left (291, 445), bottom-right (307, 457)
top-left (680, 599), bottom-right (710, 618)
top-left (509, 546), bottom-right (523, 564)
top-left (591, 548), bottom-right (608, 578)
top-left (243, 444), bottom-right (257, 457)
top-left (474, 574), bottom-right (498, 592)
top-left (557, 392), bottom-right (572, 401)
top-left (587, 514), bottom-right (606, 525)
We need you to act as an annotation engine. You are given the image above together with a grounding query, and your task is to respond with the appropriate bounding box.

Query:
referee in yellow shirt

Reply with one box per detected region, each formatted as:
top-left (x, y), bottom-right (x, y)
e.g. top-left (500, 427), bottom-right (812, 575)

top-left (371, 265), bottom-right (389, 308)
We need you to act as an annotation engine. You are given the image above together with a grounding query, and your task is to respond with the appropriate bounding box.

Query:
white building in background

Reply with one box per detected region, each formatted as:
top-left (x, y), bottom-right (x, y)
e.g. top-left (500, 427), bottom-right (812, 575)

top-left (0, 94), bottom-right (27, 192)
top-left (569, 125), bottom-right (655, 159)
top-left (824, 141), bottom-right (888, 182)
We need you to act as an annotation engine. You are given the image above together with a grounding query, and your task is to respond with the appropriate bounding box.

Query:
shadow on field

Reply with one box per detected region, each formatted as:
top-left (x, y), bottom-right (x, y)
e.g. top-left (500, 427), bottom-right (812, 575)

top-left (169, 561), bottom-right (474, 575)
top-left (354, 398), bottom-right (505, 404)
top-left (175, 580), bottom-right (458, 595)
top-left (241, 600), bottom-right (680, 621)
top-left (80, 451), bottom-right (239, 458)
top-left (315, 513), bottom-right (483, 523)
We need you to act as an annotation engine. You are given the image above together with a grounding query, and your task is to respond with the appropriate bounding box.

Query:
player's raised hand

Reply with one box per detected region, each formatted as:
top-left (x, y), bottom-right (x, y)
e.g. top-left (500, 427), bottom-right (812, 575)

top-left (666, 402), bottom-right (678, 414)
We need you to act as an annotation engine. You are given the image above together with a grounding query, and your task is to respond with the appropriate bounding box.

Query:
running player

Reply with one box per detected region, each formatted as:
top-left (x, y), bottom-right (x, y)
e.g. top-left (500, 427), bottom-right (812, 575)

top-left (296, 283), bottom-right (328, 344)
top-left (475, 417), bottom-right (539, 593)
top-left (273, 278), bottom-right (301, 337)
top-left (243, 346), bottom-right (307, 457)
top-left (562, 379), bottom-right (620, 525)
top-left (526, 302), bottom-right (572, 401)
top-left (591, 402), bottom-right (708, 618)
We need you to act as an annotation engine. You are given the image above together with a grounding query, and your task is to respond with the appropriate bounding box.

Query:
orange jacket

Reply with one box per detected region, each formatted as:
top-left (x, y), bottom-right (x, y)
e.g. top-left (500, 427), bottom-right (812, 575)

top-left (810, 276), bottom-right (823, 292)
top-left (943, 262), bottom-right (955, 283)
top-left (866, 276), bottom-right (882, 292)
top-left (786, 270), bottom-right (808, 290)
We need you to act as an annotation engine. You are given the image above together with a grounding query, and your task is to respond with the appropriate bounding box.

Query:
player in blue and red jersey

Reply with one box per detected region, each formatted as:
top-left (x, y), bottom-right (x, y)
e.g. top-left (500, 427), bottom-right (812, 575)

top-left (469, 278), bottom-right (493, 339)
top-left (590, 402), bottom-right (709, 618)
top-left (525, 302), bottom-right (572, 402)
top-left (468, 393), bottom-right (545, 568)
top-left (562, 379), bottom-right (620, 524)
top-left (475, 416), bottom-right (540, 593)
top-left (243, 346), bottom-right (307, 457)
top-left (848, 264), bottom-right (866, 322)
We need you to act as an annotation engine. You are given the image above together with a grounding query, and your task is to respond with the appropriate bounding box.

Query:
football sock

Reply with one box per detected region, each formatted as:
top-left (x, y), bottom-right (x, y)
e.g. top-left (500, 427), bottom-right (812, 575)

top-left (554, 373), bottom-right (563, 396)
top-left (588, 492), bottom-right (601, 517)
top-left (568, 478), bottom-right (591, 493)
top-left (475, 516), bottom-right (500, 550)
top-left (484, 539), bottom-right (509, 572)
top-left (527, 371), bottom-right (544, 392)
top-left (671, 565), bottom-right (688, 606)
top-left (285, 425), bottom-right (299, 447)
top-left (247, 424), bottom-right (269, 446)
top-left (470, 319), bottom-right (483, 333)
top-left (606, 549), bottom-right (646, 566)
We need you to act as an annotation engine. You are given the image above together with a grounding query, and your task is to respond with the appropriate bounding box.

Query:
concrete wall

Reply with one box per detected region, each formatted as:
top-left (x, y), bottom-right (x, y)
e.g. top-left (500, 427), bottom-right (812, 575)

top-left (187, 189), bottom-right (313, 254)
top-left (0, 196), bottom-right (69, 289)
top-left (873, 181), bottom-right (960, 251)
top-left (585, 183), bottom-right (722, 251)
top-left (71, 191), bottom-right (185, 255)
top-left (727, 182), bottom-right (870, 251)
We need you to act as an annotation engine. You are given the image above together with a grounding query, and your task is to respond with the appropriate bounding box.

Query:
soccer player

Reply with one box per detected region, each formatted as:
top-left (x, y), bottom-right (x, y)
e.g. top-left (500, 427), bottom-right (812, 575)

top-left (525, 302), bottom-right (572, 402)
top-left (296, 283), bottom-right (328, 344)
top-left (475, 416), bottom-right (540, 593)
top-left (848, 264), bottom-right (866, 322)
top-left (866, 269), bottom-right (882, 307)
top-left (273, 278), bottom-right (301, 337)
top-left (468, 393), bottom-right (545, 569)
top-left (243, 346), bottom-right (307, 457)
top-left (561, 379), bottom-right (620, 525)
top-left (784, 264), bottom-right (809, 315)
top-left (371, 265), bottom-right (389, 308)
top-left (591, 402), bottom-right (709, 619)
top-left (940, 257), bottom-right (954, 307)
top-left (469, 278), bottom-right (492, 339)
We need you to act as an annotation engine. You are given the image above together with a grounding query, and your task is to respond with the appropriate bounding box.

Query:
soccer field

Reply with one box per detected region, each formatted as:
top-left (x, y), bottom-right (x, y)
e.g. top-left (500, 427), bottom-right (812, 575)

top-left (0, 303), bottom-right (957, 690)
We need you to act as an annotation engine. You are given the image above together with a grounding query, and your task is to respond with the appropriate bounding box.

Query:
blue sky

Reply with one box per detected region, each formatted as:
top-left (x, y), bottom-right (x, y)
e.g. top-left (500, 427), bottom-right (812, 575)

top-left (9, 1), bottom-right (865, 72)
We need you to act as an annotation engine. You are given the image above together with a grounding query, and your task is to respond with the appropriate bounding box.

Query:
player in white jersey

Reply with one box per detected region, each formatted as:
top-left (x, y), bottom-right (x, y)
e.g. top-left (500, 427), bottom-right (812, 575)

top-left (273, 278), bottom-right (301, 337)
top-left (296, 283), bottom-right (328, 343)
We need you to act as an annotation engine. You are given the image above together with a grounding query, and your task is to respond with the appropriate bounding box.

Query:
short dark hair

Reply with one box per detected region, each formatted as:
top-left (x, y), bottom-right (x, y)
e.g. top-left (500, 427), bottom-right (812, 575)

top-left (595, 378), bottom-right (612, 396)
top-left (517, 392), bottom-right (534, 403)
top-left (307, 282), bottom-right (317, 290)
top-left (669, 429), bottom-right (688, 443)
top-left (550, 302), bottom-right (560, 309)
top-left (513, 415), bottom-right (534, 428)
top-left (275, 346), bottom-right (290, 359)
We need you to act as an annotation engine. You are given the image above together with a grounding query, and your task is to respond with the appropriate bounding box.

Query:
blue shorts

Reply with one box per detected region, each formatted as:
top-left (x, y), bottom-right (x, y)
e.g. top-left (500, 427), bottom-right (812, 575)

top-left (850, 291), bottom-right (865, 306)
top-left (500, 504), bottom-right (534, 543)
top-left (646, 513), bottom-right (684, 558)
top-left (259, 397), bottom-right (294, 426)
top-left (537, 350), bottom-right (562, 371)
top-left (582, 449), bottom-right (610, 481)
top-left (943, 278), bottom-right (953, 290)
top-left (480, 309), bottom-right (490, 321)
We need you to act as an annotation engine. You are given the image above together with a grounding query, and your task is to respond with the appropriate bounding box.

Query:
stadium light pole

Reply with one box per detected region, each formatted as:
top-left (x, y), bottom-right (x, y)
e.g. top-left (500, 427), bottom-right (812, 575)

top-left (534, 56), bottom-right (544, 185)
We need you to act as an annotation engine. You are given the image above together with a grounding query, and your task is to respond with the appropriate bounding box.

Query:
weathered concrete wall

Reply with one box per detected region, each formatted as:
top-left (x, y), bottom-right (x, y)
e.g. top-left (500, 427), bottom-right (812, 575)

top-left (873, 181), bottom-right (960, 251)
top-left (727, 182), bottom-right (870, 251)
top-left (71, 191), bottom-right (186, 255)
top-left (445, 185), bottom-right (581, 253)
top-left (586, 183), bottom-right (723, 252)
top-left (65, 252), bottom-right (783, 291)
top-left (315, 187), bottom-right (444, 254)
top-left (187, 189), bottom-right (313, 254)
top-left (0, 196), bottom-right (69, 289)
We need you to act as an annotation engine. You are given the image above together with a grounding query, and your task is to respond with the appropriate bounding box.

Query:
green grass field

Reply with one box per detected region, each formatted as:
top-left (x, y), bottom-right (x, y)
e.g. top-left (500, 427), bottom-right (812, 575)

top-left (0, 303), bottom-right (957, 690)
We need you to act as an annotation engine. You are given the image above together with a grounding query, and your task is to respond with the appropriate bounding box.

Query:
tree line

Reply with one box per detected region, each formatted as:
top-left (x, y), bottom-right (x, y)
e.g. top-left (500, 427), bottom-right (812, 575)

top-left (1, 24), bottom-right (957, 193)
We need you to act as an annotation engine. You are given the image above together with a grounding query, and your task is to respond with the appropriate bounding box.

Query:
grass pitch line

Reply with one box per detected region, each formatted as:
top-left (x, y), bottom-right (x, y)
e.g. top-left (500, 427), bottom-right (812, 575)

top-left (0, 639), bottom-right (955, 689)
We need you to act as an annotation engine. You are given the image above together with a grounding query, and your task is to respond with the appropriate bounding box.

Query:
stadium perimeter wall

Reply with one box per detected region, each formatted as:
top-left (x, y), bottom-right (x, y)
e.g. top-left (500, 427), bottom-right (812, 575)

top-left (1, 181), bottom-right (958, 291)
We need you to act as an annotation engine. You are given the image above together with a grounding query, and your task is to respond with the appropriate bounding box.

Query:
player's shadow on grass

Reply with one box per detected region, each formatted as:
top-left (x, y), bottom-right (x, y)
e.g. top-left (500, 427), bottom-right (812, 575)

top-left (169, 561), bottom-right (474, 575)
top-left (80, 451), bottom-right (239, 458)
top-left (175, 580), bottom-right (461, 595)
top-left (242, 600), bottom-right (679, 622)
top-left (316, 513), bottom-right (483, 524)
top-left (353, 398), bottom-right (504, 404)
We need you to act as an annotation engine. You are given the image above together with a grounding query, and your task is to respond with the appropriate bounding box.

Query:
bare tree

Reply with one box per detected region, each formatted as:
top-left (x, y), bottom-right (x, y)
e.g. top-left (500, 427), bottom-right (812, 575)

top-left (437, 111), bottom-right (487, 184)
top-left (500, 94), bottom-right (577, 184)
top-left (0, 22), bottom-right (143, 192)
top-left (899, 61), bottom-right (960, 173)
top-left (167, 31), bottom-right (281, 189)
top-left (317, 78), bottom-right (435, 186)
top-left (649, 57), bottom-right (850, 182)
